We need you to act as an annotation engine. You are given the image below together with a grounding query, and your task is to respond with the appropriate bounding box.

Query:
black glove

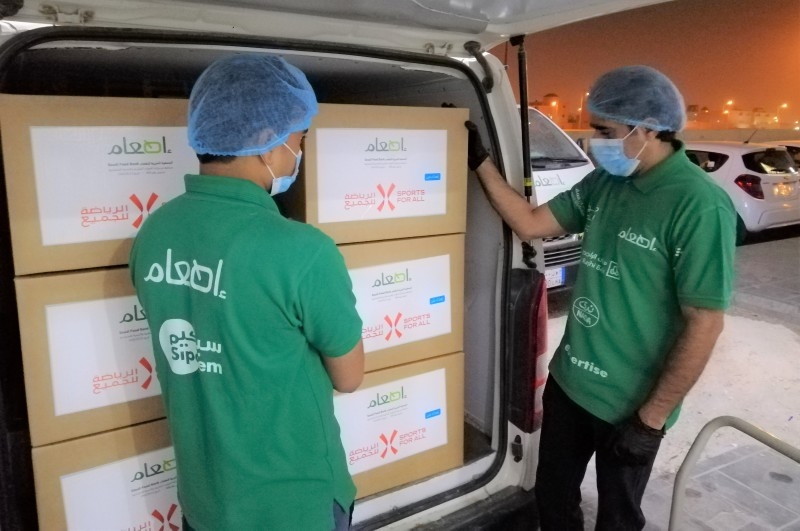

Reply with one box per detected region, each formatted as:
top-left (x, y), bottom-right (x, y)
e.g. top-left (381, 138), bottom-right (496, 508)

top-left (464, 120), bottom-right (490, 171)
top-left (440, 103), bottom-right (489, 171)
top-left (607, 414), bottom-right (665, 466)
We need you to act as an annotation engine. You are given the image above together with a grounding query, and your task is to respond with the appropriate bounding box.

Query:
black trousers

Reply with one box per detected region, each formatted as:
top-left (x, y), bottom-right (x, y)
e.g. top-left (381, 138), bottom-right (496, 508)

top-left (534, 378), bottom-right (661, 531)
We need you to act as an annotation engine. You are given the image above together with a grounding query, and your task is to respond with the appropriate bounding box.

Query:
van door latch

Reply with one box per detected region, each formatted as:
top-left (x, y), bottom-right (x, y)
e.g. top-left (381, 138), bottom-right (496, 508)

top-left (39, 4), bottom-right (94, 24)
top-left (511, 434), bottom-right (523, 462)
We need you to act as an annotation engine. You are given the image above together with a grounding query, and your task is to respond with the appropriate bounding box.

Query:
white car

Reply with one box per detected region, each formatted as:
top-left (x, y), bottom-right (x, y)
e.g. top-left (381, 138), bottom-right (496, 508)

top-left (685, 141), bottom-right (800, 243)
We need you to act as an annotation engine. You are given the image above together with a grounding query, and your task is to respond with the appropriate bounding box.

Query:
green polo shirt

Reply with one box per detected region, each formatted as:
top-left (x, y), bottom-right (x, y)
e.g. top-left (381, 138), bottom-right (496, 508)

top-left (547, 143), bottom-right (736, 428)
top-left (130, 174), bottom-right (361, 530)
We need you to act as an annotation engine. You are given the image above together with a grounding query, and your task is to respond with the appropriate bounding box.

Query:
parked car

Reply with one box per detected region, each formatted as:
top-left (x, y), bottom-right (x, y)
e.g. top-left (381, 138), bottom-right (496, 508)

top-left (763, 140), bottom-right (800, 167)
top-left (0, 1), bottom-right (671, 529)
top-left (685, 141), bottom-right (800, 244)
top-left (527, 108), bottom-right (594, 290)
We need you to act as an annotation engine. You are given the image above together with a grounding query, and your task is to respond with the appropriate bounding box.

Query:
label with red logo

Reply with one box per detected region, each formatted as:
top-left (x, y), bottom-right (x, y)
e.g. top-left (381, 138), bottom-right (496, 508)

top-left (61, 446), bottom-right (180, 530)
top-left (30, 126), bottom-right (196, 246)
top-left (315, 128), bottom-right (447, 223)
top-left (333, 368), bottom-right (447, 475)
top-left (45, 295), bottom-right (161, 416)
top-left (349, 255), bottom-right (451, 354)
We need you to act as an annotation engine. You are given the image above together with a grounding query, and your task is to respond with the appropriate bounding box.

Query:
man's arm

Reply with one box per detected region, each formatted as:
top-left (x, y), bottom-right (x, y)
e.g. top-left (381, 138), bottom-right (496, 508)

top-left (323, 340), bottom-right (365, 393)
top-left (637, 306), bottom-right (725, 429)
top-left (473, 157), bottom-right (567, 241)
top-left (464, 121), bottom-right (566, 241)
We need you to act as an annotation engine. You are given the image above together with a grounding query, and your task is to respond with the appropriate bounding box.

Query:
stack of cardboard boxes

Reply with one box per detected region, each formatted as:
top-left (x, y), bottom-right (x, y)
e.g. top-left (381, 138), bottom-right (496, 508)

top-left (0, 95), bottom-right (468, 527)
top-left (1, 94), bottom-right (194, 530)
top-left (306, 104), bottom-right (469, 498)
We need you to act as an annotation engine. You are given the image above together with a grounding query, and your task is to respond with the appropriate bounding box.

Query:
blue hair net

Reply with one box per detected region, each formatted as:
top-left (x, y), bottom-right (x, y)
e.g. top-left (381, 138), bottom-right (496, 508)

top-left (188, 54), bottom-right (318, 156)
top-left (587, 65), bottom-right (686, 132)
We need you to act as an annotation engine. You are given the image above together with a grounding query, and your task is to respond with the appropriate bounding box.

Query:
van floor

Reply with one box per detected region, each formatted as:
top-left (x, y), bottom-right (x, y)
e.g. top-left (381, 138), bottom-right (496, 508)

top-left (464, 421), bottom-right (492, 464)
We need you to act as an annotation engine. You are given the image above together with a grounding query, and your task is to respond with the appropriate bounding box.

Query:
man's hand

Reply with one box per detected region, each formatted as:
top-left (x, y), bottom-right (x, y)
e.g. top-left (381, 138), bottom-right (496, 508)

top-left (608, 414), bottom-right (664, 466)
top-left (440, 103), bottom-right (489, 170)
top-left (464, 121), bottom-right (489, 171)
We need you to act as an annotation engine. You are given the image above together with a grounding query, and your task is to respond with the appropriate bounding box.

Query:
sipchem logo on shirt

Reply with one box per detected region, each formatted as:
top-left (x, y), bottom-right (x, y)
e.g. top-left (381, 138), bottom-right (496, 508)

top-left (158, 319), bottom-right (224, 376)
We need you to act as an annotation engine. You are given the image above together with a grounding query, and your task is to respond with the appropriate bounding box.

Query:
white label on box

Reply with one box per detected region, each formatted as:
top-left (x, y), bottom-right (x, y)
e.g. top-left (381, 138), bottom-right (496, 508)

top-left (334, 368), bottom-right (447, 475)
top-left (316, 128), bottom-right (447, 222)
top-left (61, 446), bottom-right (180, 530)
top-left (46, 296), bottom-right (161, 416)
top-left (350, 255), bottom-right (451, 353)
top-left (30, 126), bottom-right (197, 246)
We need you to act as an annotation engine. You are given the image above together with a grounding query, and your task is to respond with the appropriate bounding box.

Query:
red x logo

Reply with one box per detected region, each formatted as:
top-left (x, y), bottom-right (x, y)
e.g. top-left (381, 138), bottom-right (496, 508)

top-left (383, 313), bottom-right (403, 341)
top-left (152, 504), bottom-right (179, 531)
top-left (380, 430), bottom-right (399, 459)
top-left (139, 357), bottom-right (153, 390)
top-left (130, 193), bottom-right (159, 228)
top-left (376, 183), bottom-right (396, 212)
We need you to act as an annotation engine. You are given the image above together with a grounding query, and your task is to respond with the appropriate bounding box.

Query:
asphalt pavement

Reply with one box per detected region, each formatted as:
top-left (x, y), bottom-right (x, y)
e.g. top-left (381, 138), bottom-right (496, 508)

top-left (545, 226), bottom-right (800, 530)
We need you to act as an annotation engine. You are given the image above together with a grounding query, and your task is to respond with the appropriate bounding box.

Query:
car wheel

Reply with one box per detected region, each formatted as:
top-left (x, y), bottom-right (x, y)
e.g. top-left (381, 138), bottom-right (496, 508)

top-left (735, 215), bottom-right (750, 246)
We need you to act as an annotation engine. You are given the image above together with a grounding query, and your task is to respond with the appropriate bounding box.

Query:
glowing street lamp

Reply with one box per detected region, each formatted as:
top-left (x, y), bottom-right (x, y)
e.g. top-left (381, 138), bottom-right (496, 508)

top-left (719, 100), bottom-right (734, 126)
top-left (578, 91), bottom-right (589, 129)
top-left (776, 103), bottom-right (788, 125)
top-left (722, 99), bottom-right (733, 115)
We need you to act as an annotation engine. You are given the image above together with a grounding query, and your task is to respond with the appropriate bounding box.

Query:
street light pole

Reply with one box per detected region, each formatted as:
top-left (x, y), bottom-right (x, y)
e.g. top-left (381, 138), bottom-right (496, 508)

top-left (578, 91), bottom-right (589, 129)
top-left (776, 103), bottom-right (788, 126)
top-left (722, 99), bottom-right (733, 125)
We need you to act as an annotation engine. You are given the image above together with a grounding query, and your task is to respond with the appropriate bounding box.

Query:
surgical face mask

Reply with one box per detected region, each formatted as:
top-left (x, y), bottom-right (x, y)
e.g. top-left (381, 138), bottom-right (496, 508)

top-left (589, 127), bottom-right (647, 180)
top-left (265, 143), bottom-right (302, 196)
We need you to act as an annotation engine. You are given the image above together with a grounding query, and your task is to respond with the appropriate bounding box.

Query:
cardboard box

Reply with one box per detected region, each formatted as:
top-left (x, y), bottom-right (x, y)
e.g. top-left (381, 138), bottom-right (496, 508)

top-left (32, 419), bottom-right (179, 531)
top-left (334, 352), bottom-right (464, 499)
top-left (339, 234), bottom-right (464, 372)
top-left (15, 267), bottom-right (164, 447)
top-left (0, 94), bottom-right (197, 275)
top-left (290, 103), bottom-right (468, 243)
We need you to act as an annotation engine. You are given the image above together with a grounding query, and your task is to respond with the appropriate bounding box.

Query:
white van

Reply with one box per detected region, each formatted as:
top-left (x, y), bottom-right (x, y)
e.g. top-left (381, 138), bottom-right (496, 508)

top-left (0, 1), bottom-right (662, 529)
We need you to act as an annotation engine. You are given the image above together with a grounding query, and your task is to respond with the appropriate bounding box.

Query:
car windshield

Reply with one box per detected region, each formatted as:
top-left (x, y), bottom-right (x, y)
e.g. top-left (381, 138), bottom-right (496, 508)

top-left (528, 111), bottom-right (586, 166)
top-left (742, 149), bottom-right (797, 174)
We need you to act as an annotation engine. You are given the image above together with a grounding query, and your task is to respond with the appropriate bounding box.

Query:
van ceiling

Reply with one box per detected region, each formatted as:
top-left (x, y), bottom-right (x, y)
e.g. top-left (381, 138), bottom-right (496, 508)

top-left (194, 0), bottom-right (490, 33)
top-left (0, 45), bottom-right (459, 101)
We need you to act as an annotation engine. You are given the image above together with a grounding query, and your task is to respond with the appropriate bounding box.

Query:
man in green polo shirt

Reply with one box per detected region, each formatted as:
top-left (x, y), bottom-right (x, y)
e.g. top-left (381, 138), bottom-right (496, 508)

top-left (130, 54), bottom-right (364, 531)
top-left (466, 65), bottom-right (736, 530)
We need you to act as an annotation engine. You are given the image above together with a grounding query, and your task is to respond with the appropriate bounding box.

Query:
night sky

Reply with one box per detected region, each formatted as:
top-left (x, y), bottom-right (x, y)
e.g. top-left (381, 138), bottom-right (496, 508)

top-left (491, 0), bottom-right (800, 123)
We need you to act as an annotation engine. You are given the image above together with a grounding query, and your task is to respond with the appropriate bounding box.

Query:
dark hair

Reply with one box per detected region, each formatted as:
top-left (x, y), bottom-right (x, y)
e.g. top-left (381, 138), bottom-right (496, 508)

top-left (196, 153), bottom-right (237, 164)
top-left (655, 130), bottom-right (677, 143)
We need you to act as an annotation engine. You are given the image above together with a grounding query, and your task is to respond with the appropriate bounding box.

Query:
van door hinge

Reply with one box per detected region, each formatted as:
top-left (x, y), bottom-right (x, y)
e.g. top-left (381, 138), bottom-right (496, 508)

top-left (511, 434), bottom-right (523, 462)
top-left (39, 3), bottom-right (94, 24)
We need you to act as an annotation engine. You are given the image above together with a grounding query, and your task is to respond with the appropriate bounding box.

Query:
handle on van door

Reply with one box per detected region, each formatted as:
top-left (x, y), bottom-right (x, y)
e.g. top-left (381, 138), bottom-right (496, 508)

top-left (464, 41), bottom-right (494, 92)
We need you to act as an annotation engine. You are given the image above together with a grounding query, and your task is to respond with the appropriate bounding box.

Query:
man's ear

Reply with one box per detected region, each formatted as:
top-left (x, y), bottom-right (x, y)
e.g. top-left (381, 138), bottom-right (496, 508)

top-left (258, 148), bottom-right (276, 166)
top-left (641, 128), bottom-right (659, 141)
